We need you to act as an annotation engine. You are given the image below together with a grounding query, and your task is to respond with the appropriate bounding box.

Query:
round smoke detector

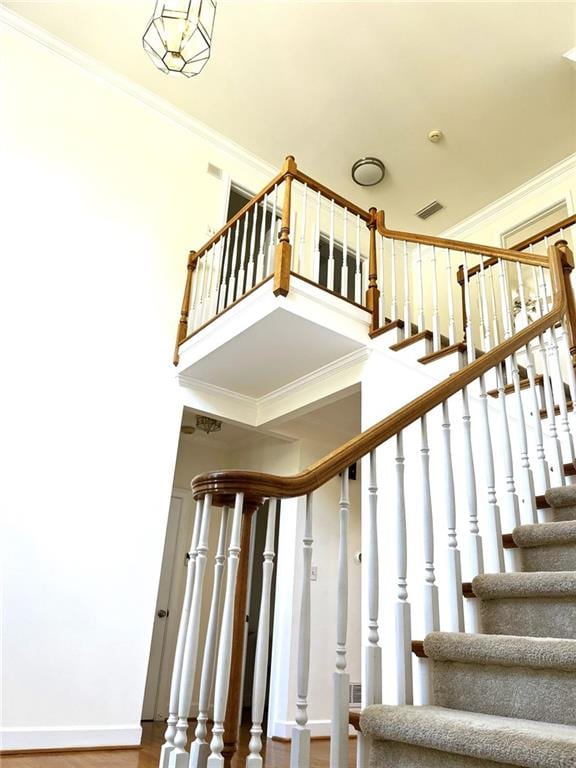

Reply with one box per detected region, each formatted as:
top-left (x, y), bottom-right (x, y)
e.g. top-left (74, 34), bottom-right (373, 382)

top-left (351, 157), bottom-right (386, 187)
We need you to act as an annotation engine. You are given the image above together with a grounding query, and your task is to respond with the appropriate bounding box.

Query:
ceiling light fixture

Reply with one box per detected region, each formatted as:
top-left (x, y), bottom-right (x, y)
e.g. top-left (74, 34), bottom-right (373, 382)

top-left (351, 157), bottom-right (386, 187)
top-left (143, 1), bottom-right (216, 78)
top-left (196, 415), bottom-right (222, 434)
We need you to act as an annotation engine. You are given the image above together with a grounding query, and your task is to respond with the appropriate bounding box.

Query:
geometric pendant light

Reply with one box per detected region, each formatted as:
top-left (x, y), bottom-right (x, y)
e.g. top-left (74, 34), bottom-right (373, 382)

top-left (143, 1), bottom-right (216, 78)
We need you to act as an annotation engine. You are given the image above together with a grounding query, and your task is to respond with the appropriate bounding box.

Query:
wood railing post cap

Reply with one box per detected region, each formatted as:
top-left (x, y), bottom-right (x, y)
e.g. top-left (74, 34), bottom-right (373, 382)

top-left (283, 155), bottom-right (297, 174)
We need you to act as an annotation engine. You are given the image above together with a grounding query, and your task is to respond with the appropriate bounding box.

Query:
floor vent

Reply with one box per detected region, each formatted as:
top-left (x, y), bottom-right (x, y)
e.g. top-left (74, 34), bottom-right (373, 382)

top-left (349, 682), bottom-right (362, 707)
top-left (416, 200), bottom-right (444, 220)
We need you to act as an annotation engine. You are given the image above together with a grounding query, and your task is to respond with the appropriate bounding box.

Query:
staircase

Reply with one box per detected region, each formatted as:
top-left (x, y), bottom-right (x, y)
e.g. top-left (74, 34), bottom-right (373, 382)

top-left (360, 488), bottom-right (576, 767)
top-left (166, 159), bottom-right (576, 768)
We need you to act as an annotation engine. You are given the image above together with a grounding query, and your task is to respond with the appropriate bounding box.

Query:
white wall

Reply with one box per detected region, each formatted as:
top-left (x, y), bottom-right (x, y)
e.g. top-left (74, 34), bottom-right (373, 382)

top-left (0, 17), bottom-right (277, 751)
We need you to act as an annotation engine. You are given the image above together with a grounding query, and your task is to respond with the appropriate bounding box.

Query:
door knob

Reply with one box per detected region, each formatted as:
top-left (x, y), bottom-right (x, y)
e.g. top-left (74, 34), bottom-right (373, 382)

top-left (157, 609), bottom-right (169, 618)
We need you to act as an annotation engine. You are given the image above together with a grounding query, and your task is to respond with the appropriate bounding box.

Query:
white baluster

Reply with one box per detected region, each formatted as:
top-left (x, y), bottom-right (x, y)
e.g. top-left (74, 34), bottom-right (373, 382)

top-left (489, 266), bottom-right (501, 347)
top-left (495, 365), bottom-right (522, 531)
top-left (364, 450), bottom-right (382, 706)
top-left (192, 255), bottom-right (208, 329)
top-left (378, 233), bottom-right (385, 321)
top-left (290, 493), bottom-right (313, 768)
top-left (159, 502), bottom-right (203, 768)
top-left (246, 206), bottom-right (257, 290)
top-left (445, 248), bottom-right (456, 345)
top-left (524, 342), bottom-right (551, 492)
top-left (340, 208), bottom-right (349, 299)
top-left (227, 225), bottom-right (239, 306)
top-left (461, 387), bottom-right (484, 577)
top-left (188, 256), bottom-right (201, 333)
top-left (431, 246), bottom-right (440, 351)
top-left (535, 266), bottom-right (565, 483)
top-left (442, 400), bottom-right (465, 632)
top-left (462, 252), bottom-right (475, 363)
top-left (207, 492), bottom-right (244, 768)
top-left (403, 241), bottom-right (411, 337)
top-left (200, 248), bottom-right (214, 326)
top-left (416, 243), bottom-right (425, 333)
top-left (256, 194), bottom-right (267, 284)
top-left (395, 432), bottom-right (412, 705)
top-left (246, 500), bottom-right (278, 768)
top-left (169, 494), bottom-right (213, 768)
top-left (478, 255), bottom-right (492, 351)
top-left (391, 239), bottom-right (399, 324)
top-left (312, 190), bottom-right (321, 283)
top-left (419, 415), bottom-right (439, 703)
top-left (509, 351), bottom-right (538, 524)
top-left (354, 215), bottom-right (362, 303)
top-left (330, 473), bottom-right (349, 768)
top-left (234, 215), bottom-right (248, 302)
top-left (217, 234), bottom-right (231, 314)
top-left (267, 185), bottom-right (278, 276)
top-left (478, 375), bottom-right (505, 572)
top-left (297, 184), bottom-right (307, 276)
top-left (515, 261), bottom-right (529, 331)
top-left (357, 450), bottom-right (382, 768)
top-left (327, 199), bottom-right (335, 291)
top-left (208, 242), bottom-right (223, 320)
top-left (498, 258), bottom-right (514, 380)
top-left (189, 507), bottom-right (229, 768)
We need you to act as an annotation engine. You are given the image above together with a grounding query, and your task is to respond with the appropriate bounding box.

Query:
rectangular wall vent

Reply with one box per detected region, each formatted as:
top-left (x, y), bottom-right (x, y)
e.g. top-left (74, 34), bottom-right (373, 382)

top-left (349, 682), bottom-right (362, 707)
top-left (207, 163), bottom-right (223, 180)
top-left (416, 200), bottom-right (444, 220)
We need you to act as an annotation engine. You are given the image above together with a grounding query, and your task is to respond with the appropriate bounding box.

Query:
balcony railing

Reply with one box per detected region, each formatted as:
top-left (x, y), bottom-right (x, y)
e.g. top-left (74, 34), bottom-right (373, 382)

top-left (173, 157), bottom-right (379, 364)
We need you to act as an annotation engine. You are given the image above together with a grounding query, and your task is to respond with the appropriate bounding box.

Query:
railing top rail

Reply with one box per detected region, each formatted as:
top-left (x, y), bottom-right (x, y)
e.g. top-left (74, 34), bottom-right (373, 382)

top-left (191, 243), bottom-right (570, 505)
top-left (293, 169), bottom-right (373, 222)
top-left (376, 211), bottom-right (549, 269)
top-left (192, 166), bottom-right (288, 264)
top-left (513, 213), bottom-right (576, 252)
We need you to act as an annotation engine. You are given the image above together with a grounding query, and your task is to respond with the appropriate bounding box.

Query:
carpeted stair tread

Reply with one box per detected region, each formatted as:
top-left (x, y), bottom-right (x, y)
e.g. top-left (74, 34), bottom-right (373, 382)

top-left (423, 631), bottom-right (576, 670)
top-left (360, 705), bottom-right (576, 768)
top-left (546, 486), bottom-right (576, 508)
top-left (472, 571), bottom-right (576, 599)
top-left (513, 521), bottom-right (576, 548)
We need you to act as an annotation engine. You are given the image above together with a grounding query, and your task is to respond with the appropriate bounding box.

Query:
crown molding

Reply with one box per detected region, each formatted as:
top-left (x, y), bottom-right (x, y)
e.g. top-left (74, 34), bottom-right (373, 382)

top-left (0, 6), bottom-right (277, 179)
top-left (442, 152), bottom-right (576, 241)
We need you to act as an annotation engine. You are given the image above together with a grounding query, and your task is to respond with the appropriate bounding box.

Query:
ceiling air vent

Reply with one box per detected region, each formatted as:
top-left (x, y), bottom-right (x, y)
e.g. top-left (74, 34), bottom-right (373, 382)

top-left (207, 163), bottom-right (223, 180)
top-left (416, 200), bottom-right (444, 220)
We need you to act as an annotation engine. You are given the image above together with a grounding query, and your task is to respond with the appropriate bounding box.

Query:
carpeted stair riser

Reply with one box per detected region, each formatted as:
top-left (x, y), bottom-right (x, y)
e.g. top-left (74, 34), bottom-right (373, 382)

top-left (431, 660), bottom-right (576, 724)
top-left (478, 596), bottom-right (576, 638)
top-left (545, 486), bottom-right (576, 522)
top-left (513, 520), bottom-right (576, 571)
top-left (370, 740), bottom-right (519, 768)
top-left (519, 543), bottom-right (576, 571)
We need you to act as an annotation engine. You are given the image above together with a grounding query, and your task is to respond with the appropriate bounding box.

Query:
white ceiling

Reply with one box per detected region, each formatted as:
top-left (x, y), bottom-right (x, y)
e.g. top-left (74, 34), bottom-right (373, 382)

top-left (4, 0), bottom-right (576, 232)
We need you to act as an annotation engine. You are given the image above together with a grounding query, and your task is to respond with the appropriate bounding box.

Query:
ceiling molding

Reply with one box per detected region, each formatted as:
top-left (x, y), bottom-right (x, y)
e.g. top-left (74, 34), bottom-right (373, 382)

top-left (0, 5), bottom-right (277, 179)
top-left (442, 152), bottom-right (576, 242)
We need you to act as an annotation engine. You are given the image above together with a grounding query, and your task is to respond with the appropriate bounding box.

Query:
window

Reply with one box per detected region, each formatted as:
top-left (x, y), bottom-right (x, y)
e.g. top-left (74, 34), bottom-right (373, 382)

top-left (501, 202), bottom-right (569, 250)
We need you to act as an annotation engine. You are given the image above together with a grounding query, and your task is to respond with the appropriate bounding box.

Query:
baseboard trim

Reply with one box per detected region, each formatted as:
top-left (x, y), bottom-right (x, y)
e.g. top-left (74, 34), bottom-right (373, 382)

top-left (0, 725), bottom-right (142, 752)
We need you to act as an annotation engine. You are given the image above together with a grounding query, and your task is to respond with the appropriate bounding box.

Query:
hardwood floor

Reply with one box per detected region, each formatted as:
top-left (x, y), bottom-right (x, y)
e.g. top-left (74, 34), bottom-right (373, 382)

top-left (1, 722), bottom-right (357, 767)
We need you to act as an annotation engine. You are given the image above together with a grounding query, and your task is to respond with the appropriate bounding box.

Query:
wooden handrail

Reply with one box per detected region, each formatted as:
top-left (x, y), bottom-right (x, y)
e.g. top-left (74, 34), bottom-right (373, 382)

top-left (514, 213), bottom-right (576, 252)
top-left (293, 170), bottom-right (372, 222)
top-left (192, 167), bottom-right (288, 264)
top-left (376, 211), bottom-right (549, 269)
top-left (191, 242), bottom-right (570, 506)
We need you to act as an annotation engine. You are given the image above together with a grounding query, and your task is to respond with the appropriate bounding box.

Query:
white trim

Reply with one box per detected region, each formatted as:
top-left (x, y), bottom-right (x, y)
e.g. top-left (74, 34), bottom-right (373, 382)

top-left (0, 725), bottom-right (142, 752)
top-left (0, 7), bottom-right (276, 179)
top-left (270, 719), bottom-right (357, 740)
top-left (443, 153), bottom-right (576, 241)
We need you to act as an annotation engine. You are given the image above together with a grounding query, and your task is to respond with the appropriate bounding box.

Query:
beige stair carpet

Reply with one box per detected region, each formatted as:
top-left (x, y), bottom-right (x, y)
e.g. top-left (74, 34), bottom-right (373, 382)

top-left (360, 482), bottom-right (576, 767)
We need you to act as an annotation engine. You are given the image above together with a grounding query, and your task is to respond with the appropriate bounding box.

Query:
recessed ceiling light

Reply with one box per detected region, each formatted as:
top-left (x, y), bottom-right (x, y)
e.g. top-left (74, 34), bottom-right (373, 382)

top-left (351, 157), bottom-right (386, 187)
top-left (563, 47), bottom-right (576, 62)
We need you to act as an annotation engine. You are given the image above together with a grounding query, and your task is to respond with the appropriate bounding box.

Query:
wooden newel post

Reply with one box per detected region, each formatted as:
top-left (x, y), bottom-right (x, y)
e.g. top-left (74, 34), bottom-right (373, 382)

top-left (173, 250), bottom-right (197, 365)
top-left (555, 240), bottom-right (576, 367)
top-left (366, 208), bottom-right (380, 331)
top-left (273, 155), bottom-right (297, 297)
top-left (222, 501), bottom-right (259, 767)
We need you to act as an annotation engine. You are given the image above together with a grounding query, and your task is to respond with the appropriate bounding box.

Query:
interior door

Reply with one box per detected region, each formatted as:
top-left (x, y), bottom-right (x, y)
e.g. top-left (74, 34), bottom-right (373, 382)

top-left (141, 494), bottom-right (184, 721)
